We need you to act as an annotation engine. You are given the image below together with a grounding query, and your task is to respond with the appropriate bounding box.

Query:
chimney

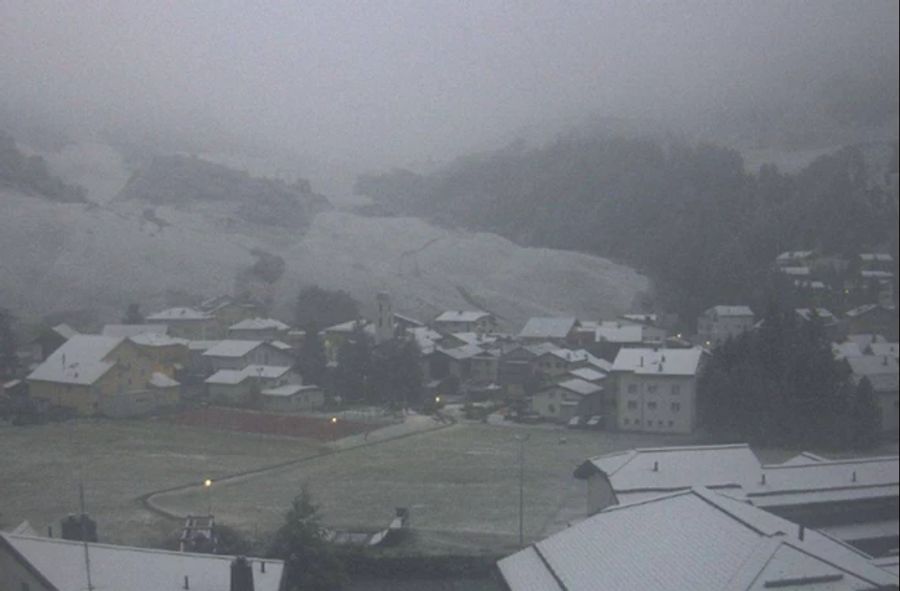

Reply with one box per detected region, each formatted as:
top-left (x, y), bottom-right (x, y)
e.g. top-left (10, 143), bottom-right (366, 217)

top-left (260, 561), bottom-right (266, 574)
top-left (760, 473), bottom-right (766, 485)
top-left (852, 470), bottom-right (857, 483)
top-left (231, 556), bottom-right (254, 591)
top-left (639, 356), bottom-right (644, 367)
top-left (47, 525), bottom-right (53, 538)
top-left (652, 461), bottom-right (659, 472)
top-left (183, 575), bottom-right (190, 590)
top-left (798, 525), bottom-right (805, 541)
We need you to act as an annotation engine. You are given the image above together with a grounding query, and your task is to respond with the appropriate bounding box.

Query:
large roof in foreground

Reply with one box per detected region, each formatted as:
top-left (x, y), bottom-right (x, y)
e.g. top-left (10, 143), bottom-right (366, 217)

top-left (0, 532), bottom-right (284, 591)
top-left (611, 347), bottom-right (704, 376)
top-left (497, 487), bottom-right (898, 591)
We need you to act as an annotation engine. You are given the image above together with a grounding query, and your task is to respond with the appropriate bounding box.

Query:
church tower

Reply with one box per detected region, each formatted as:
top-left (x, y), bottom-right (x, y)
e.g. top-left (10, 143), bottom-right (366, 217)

top-left (375, 292), bottom-right (395, 344)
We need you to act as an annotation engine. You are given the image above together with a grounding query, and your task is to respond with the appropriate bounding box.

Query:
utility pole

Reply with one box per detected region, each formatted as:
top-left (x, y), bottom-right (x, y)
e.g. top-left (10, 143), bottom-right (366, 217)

top-left (515, 434), bottom-right (530, 547)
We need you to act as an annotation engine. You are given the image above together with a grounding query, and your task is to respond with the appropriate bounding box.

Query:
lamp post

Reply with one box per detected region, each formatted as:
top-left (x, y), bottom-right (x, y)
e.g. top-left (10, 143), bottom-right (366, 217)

top-left (515, 434), bottom-right (530, 547)
top-left (203, 478), bottom-right (213, 516)
top-left (330, 416), bottom-right (338, 442)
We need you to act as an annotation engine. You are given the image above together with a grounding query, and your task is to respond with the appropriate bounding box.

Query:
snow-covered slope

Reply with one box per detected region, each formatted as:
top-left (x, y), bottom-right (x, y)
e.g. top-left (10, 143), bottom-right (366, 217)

top-left (0, 189), bottom-right (647, 328)
top-left (1, 139), bottom-right (648, 329)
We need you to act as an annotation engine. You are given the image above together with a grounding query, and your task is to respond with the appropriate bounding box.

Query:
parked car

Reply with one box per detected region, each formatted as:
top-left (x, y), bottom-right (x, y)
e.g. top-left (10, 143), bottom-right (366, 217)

top-left (567, 416), bottom-right (583, 429)
top-left (585, 415), bottom-right (603, 429)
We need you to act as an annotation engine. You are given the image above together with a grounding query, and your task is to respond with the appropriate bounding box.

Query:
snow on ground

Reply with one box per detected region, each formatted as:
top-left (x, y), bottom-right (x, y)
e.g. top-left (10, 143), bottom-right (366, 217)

top-left (0, 188), bottom-right (648, 328)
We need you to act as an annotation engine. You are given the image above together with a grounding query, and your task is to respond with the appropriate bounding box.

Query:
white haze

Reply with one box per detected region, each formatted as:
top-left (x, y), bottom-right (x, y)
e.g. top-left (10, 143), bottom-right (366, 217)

top-left (1, 1), bottom-right (898, 192)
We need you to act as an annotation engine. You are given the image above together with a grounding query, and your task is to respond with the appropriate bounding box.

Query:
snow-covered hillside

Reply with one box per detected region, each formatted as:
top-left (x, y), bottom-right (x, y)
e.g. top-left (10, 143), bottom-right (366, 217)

top-left (1, 141), bottom-right (648, 329)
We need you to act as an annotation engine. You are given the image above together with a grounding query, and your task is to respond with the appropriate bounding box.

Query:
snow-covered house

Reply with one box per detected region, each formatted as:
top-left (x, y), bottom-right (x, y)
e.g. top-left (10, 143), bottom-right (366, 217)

top-left (432, 310), bottom-right (497, 335)
top-left (697, 305), bottom-right (754, 347)
top-left (531, 378), bottom-right (603, 422)
top-left (201, 340), bottom-right (294, 372)
top-left (497, 486), bottom-right (897, 591)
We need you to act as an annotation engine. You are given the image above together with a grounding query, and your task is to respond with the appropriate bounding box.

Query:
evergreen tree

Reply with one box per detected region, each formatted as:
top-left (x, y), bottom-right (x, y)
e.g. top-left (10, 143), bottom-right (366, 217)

top-left (295, 286), bottom-right (359, 329)
top-left (268, 487), bottom-right (346, 591)
top-left (849, 377), bottom-right (881, 449)
top-left (297, 323), bottom-right (328, 387)
top-left (334, 323), bottom-right (372, 402)
top-left (0, 308), bottom-right (17, 379)
top-left (123, 302), bottom-right (144, 324)
top-left (370, 338), bottom-right (424, 409)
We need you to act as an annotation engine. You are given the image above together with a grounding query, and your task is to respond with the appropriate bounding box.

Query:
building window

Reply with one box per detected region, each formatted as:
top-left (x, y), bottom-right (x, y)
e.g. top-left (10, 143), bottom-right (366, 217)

top-left (647, 384), bottom-right (658, 394)
top-left (671, 402), bottom-right (681, 413)
top-left (658, 420), bottom-right (664, 426)
top-left (548, 404), bottom-right (556, 413)
top-left (671, 385), bottom-right (681, 395)
top-left (668, 420), bottom-right (674, 427)
top-left (627, 384), bottom-right (637, 394)
top-left (647, 401), bottom-right (657, 410)
top-left (634, 419), bottom-right (641, 426)
top-left (627, 400), bottom-right (637, 410)
top-left (623, 418), bottom-right (630, 425)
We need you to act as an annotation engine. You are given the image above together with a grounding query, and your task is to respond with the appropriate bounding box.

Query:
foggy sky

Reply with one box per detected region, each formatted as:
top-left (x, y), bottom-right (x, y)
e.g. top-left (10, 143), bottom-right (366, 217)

top-left (1, 1), bottom-right (897, 180)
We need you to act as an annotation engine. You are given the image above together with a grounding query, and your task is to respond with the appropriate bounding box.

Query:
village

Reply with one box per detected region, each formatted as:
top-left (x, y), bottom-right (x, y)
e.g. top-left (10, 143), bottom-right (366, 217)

top-left (1, 246), bottom-right (898, 590)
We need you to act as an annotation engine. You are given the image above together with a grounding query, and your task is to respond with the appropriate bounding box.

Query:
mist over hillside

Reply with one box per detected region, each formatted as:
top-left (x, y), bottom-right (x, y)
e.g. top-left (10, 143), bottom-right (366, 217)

top-left (0, 137), bottom-right (647, 327)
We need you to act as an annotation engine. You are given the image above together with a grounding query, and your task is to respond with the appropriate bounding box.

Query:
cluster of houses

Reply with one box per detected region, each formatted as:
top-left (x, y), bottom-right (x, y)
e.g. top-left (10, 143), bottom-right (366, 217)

top-left (775, 249), bottom-right (896, 307)
top-left (499, 443), bottom-right (900, 590)
top-left (13, 295), bottom-right (323, 418)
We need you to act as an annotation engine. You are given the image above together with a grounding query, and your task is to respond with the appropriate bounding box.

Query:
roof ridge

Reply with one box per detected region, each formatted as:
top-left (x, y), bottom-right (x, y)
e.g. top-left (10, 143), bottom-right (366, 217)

top-left (691, 487), bottom-right (787, 538)
top-left (762, 455), bottom-right (899, 470)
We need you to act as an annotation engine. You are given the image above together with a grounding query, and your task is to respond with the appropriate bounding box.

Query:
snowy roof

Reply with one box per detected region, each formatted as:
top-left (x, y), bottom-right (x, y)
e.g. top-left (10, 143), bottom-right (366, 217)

top-left (451, 332), bottom-right (499, 346)
top-left (497, 487), bottom-right (896, 591)
top-left (0, 532), bottom-right (284, 591)
top-left (187, 340), bottom-right (221, 351)
top-left (551, 378), bottom-right (603, 396)
top-left (611, 347), bottom-right (704, 376)
top-left (567, 367), bottom-right (607, 382)
top-left (262, 384), bottom-right (319, 397)
top-left (831, 341), bottom-right (863, 360)
top-left (846, 355), bottom-right (899, 391)
top-left (780, 266), bottom-right (811, 276)
top-left (146, 307), bottom-right (213, 321)
top-left (861, 270), bottom-right (894, 279)
top-left (437, 343), bottom-right (491, 360)
top-left (595, 322), bottom-right (643, 344)
top-left (101, 324), bottom-right (168, 338)
top-left (27, 335), bottom-right (123, 385)
top-left (620, 313), bottom-right (657, 324)
top-left (433, 310), bottom-right (491, 323)
top-left (860, 253), bottom-right (894, 262)
top-left (129, 333), bottom-right (189, 347)
top-left (776, 250), bottom-right (814, 261)
top-left (409, 326), bottom-right (443, 354)
top-left (575, 444), bottom-right (760, 495)
top-left (51, 323), bottom-right (80, 339)
top-left (243, 365), bottom-right (292, 379)
top-left (202, 339), bottom-right (263, 358)
top-left (393, 313), bottom-right (424, 327)
top-left (205, 365), bottom-right (292, 385)
top-left (323, 319), bottom-right (373, 333)
top-left (149, 372), bottom-right (180, 388)
top-left (706, 305), bottom-right (754, 317)
top-left (204, 369), bottom-right (248, 385)
top-left (869, 342), bottom-right (899, 359)
top-left (229, 317), bottom-right (290, 331)
top-left (518, 317), bottom-right (578, 340)
top-left (795, 307), bottom-right (837, 322)
top-left (269, 340), bottom-right (292, 351)
top-left (845, 303), bottom-right (896, 317)
top-left (749, 456), bottom-right (900, 508)
top-left (847, 333), bottom-right (886, 349)
top-left (778, 452), bottom-right (828, 466)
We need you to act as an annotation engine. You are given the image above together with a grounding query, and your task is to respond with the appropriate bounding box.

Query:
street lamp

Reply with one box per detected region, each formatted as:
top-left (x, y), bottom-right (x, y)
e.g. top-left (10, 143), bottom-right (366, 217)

top-left (203, 478), bottom-right (213, 515)
top-left (330, 416), bottom-right (338, 442)
top-left (514, 434), bottom-right (530, 547)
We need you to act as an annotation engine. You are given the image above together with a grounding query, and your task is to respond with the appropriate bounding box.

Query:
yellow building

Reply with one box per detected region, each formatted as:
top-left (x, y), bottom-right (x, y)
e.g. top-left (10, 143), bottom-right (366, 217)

top-left (27, 335), bottom-right (179, 417)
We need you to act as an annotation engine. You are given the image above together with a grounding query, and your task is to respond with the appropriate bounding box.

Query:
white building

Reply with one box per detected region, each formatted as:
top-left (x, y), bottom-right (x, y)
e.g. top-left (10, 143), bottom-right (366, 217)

top-left (697, 305), bottom-right (754, 346)
top-left (227, 317), bottom-right (291, 341)
top-left (201, 340), bottom-right (295, 372)
top-left (612, 347), bottom-right (705, 434)
top-left (497, 486), bottom-right (898, 591)
top-left (531, 378), bottom-right (603, 422)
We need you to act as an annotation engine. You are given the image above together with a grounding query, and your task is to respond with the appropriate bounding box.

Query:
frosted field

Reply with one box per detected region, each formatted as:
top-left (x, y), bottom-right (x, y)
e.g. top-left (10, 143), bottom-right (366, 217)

top-left (0, 420), bottom-right (323, 546)
top-left (0, 418), bottom-right (680, 553)
top-left (152, 422), bottom-right (682, 554)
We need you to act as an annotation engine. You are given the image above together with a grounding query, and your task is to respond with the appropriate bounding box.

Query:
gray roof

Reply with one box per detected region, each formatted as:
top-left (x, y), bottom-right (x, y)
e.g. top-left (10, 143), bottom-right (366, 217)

top-left (847, 355), bottom-right (899, 392)
top-left (229, 317), bottom-right (290, 331)
top-left (518, 317), bottom-right (578, 340)
top-left (553, 378), bottom-right (602, 396)
top-left (706, 305), bottom-right (754, 317)
top-left (498, 487), bottom-right (896, 591)
top-left (0, 532), bottom-right (284, 591)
